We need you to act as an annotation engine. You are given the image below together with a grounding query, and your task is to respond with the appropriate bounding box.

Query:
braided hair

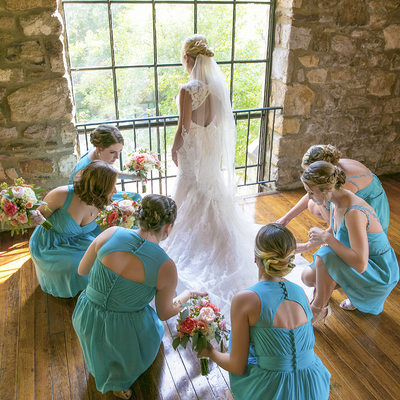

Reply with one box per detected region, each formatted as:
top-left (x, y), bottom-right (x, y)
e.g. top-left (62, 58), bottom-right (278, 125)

top-left (301, 161), bottom-right (346, 191)
top-left (135, 194), bottom-right (177, 232)
top-left (90, 125), bottom-right (124, 149)
top-left (302, 144), bottom-right (342, 169)
top-left (255, 223), bottom-right (296, 278)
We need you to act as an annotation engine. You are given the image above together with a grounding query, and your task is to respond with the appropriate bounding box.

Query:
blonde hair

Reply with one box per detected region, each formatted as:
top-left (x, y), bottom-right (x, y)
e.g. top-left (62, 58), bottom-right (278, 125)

top-left (255, 223), bottom-right (296, 278)
top-left (182, 34), bottom-right (214, 59)
top-left (301, 161), bottom-right (346, 191)
top-left (302, 144), bottom-right (342, 169)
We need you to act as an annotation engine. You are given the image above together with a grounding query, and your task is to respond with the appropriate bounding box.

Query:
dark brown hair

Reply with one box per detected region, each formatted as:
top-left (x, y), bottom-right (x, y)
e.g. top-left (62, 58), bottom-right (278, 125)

top-left (301, 160), bottom-right (346, 191)
top-left (90, 125), bottom-right (124, 149)
top-left (255, 223), bottom-right (296, 278)
top-left (73, 160), bottom-right (118, 209)
top-left (135, 194), bottom-right (177, 232)
top-left (302, 144), bottom-right (342, 169)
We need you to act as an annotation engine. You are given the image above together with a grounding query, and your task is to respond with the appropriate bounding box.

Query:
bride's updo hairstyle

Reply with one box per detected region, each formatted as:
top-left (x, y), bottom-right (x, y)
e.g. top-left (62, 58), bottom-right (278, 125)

top-left (183, 34), bottom-right (214, 59)
top-left (255, 223), bottom-right (296, 278)
top-left (90, 124), bottom-right (124, 149)
top-left (301, 161), bottom-right (346, 191)
top-left (135, 194), bottom-right (177, 233)
top-left (74, 160), bottom-right (118, 209)
top-left (302, 144), bottom-right (342, 169)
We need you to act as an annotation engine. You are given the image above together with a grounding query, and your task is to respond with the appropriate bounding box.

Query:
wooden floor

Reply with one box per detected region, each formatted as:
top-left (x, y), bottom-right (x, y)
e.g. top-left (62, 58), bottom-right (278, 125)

top-left (1, 175), bottom-right (400, 400)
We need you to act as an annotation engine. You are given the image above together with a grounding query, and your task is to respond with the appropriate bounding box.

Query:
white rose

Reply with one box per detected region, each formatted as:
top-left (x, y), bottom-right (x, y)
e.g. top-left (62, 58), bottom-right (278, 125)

top-left (12, 186), bottom-right (25, 198)
top-left (22, 187), bottom-right (37, 203)
top-left (118, 200), bottom-right (134, 213)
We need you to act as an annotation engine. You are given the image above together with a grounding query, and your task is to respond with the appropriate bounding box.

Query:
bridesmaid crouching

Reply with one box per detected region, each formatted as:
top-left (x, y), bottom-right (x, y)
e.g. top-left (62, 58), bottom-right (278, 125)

top-left (72, 194), bottom-right (205, 399)
top-left (29, 161), bottom-right (118, 298)
top-left (199, 223), bottom-right (331, 400)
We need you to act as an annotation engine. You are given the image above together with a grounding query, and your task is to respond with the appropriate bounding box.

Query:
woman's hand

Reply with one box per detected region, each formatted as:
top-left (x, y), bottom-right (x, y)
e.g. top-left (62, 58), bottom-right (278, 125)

top-left (276, 215), bottom-right (291, 226)
top-left (197, 343), bottom-right (213, 359)
top-left (29, 210), bottom-right (46, 226)
top-left (308, 227), bottom-right (330, 244)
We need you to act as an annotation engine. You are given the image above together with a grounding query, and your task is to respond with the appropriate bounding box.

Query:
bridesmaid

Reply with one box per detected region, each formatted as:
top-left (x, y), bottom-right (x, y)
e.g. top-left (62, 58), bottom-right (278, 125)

top-left (29, 161), bottom-right (118, 297)
top-left (70, 124), bottom-right (141, 202)
top-left (199, 223), bottom-right (331, 400)
top-left (277, 144), bottom-right (390, 233)
top-left (72, 194), bottom-right (206, 399)
top-left (300, 161), bottom-right (398, 319)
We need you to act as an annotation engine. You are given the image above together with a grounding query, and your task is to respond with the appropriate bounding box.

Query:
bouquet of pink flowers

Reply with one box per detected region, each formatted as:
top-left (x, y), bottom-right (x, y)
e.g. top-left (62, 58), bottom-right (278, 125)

top-left (124, 149), bottom-right (162, 192)
top-left (172, 295), bottom-right (229, 375)
top-left (0, 178), bottom-right (52, 236)
top-left (97, 194), bottom-right (140, 230)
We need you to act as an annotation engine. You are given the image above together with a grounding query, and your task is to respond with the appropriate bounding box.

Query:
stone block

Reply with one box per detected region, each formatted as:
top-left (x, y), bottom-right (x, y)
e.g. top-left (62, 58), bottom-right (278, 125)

top-left (60, 122), bottom-right (76, 144)
top-left (20, 11), bottom-right (62, 37)
top-left (384, 25), bottom-right (400, 50)
top-left (390, 54), bottom-right (400, 70)
top-left (0, 127), bottom-right (18, 139)
top-left (290, 26), bottom-right (312, 50)
top-left (0, 68), bottom-right (23, 83)
top-left (6, 41), bottom-right (45, 64)
top-left (306, 68), bottom-right (327, 83)
top-left (330, 67), bottom-right (352, 83)
top-left (284, 84), bottom-right (315, 116)
top-left (5, 0), bottom-right (56, 11)
top-left (337, 0), bottom-right (368, 26)
top-left (311, 31), bottom-right (330, 52)
top-left (331, 35), bottom-right (356, 56)
top-left (270, 79), bottom-right (287, 107)
top-left (0, 32), bottom-right (15, 45)
top-left (23, 124), bottom-right (56, 140)
top-left (5, 168), bottom-right (18, 180)
top-left (0, 163), bottom-right (6, 180)
top-left (339, 96), bottom-right (372, 110)
top-left (368, 72), bottom-right (396, 97)
top-left (0, 111), bottom-right (5, 125)
top-left (297, 69), bottom-right (305, 82)
top-left (59, 154), bottom-right (76, 177)
top-left (383, 98), bottom-right (400, 114)
top-left (8, 78), bottom-right (73, 122)
top-left (45, 38), bottom-right (66, 74)
top-left (298, 55), bottom-right (319, 67)
top-left (282, 117), bottom-right (301, 134)
top-left (0, 16), bottom-right (17, 30)
top-left (272, 48), bottom-right (289, 82)
top-left (19, 159), bottom-right (54, 174)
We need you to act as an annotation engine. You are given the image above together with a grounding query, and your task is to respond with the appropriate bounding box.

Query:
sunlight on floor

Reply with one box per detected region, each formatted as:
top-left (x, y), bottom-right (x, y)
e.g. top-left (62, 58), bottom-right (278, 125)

top-left (0, 241), bottom-right (31, 283)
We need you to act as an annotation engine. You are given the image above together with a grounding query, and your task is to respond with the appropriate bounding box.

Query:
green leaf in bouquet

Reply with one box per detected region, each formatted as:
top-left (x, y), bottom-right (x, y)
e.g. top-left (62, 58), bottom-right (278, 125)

top-left (192, 332), bottom-right (199, 350)
top-left (180, 308), bottom-right (189, 322)
top-left (215, 330), bottom-right (221, 343)
top-left (181, 334), bottom-right (189, 349)
top-left (172, 337), bottom-right (181, 350)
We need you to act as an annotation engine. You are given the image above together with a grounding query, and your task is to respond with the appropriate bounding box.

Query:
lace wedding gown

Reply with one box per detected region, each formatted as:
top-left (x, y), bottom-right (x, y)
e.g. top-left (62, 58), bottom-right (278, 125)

top-left (162, 78), bottom-right (259, 318)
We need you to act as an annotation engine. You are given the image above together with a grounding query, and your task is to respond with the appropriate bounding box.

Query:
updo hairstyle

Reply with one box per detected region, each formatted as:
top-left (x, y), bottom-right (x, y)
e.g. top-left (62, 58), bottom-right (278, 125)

top-left (135, 194), bottom-right (177, 233)
top-left (301, 161), bottom-right (346, 191)
top-left (73, 160), bottom-right (118, 209)
top-left (90, 125), bottom-right (124, 149)
top-left (255, 223), bottom-right (296, 278)
top-left (182, 34), bottom-right (214, 59)
top-left (301, 144), bottom-right (342, 169)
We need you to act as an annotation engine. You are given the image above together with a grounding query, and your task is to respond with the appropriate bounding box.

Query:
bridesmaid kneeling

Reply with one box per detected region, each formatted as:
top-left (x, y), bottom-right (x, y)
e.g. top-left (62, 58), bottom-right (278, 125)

top-left (29, 161), bottom-right (117, 298)
top-left (199, 223), bottom-right (331, 400)
top-left (72, 194), bottom-right (205, 399)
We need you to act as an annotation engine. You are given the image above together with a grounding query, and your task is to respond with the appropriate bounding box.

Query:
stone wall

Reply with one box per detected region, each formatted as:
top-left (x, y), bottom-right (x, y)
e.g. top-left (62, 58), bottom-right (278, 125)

top-left (270, 0), bottom-right (400, 189)
top-left (0, 0), bottom-right (75, 190)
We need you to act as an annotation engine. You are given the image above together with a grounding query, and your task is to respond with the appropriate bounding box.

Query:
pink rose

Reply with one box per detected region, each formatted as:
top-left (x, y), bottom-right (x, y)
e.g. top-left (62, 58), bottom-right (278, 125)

top-left (4, 201), bottom-right (18, 217)
top-left (218, 320), bottom-right (226, 331)
top-left (17, 213), bottom-right (28, 224)
top-left (136, 155), bottom-right (146, 164)
top-left (11, 219), bottom-right (18, 226)
top-left (198, 307), bottom-right (216, 324)
top-left (12, 186), bottom-right (25, 198)
top-left (179, 317), bottom-right (198, 335)
top-left (200, 298), bottom-right (209, 307)
top-left (25, 201), bottom-right (33, 209)
top-left (134, 164), bottom-right (142, 171)
top-left (197, 320), bottom-right (209, 333)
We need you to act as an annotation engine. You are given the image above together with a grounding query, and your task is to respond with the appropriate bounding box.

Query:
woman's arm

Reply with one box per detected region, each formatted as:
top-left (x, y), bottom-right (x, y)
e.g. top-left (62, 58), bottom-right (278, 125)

top-left (36, 186), bottom-right (68, 219)
top-left (309, 210), bottom-right (369, 273)
top-left (78, 227), bottom-right (117, 275)
top-left (276, 194), bottom-right (309, 226)
top-left (198, 290), bottom-right (257, 376)
top-left (171, 88), bottom-right (192, 166)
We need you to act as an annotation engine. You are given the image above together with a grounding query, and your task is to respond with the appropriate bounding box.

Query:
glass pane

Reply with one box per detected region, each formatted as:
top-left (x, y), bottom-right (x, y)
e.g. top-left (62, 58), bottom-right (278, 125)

top-left (158, 66), bottom-right (187, 116)
top-left (235, 5), bottom-right (269, 61)
top-left (156, 4), bottom-right (194, 64)
top-left (112, 4), bottom-right (154, 66)
top-left (64, 4), bottom-right (111, 68)
top-left (232, 63), bottom-right (266, 110)
top-left (72, 70), bottom-right (115, 123)
top-left (219, 64), bottom-right (232, 98)
top-left (198, 5), bottom-right (233, 62)
top-left (116, 68), bottom-right (156, 119)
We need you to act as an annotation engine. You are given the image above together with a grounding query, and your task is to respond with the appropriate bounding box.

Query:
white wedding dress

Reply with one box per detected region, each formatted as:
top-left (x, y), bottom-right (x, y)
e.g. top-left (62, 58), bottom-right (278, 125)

top-left (162, 56), bottom-right (312, 320)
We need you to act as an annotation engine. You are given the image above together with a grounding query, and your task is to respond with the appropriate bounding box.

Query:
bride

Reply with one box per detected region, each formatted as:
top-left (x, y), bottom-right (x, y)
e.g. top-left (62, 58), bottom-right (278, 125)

top-left (162, 34), bottom-right (259, 317)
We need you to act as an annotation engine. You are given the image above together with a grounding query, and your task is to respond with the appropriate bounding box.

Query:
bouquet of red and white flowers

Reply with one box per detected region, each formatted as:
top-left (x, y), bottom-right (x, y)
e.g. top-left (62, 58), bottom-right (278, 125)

top-left (172, 295), bottom-right (229, 375)
top-left (124, 149), bottom-right (162, 192)
top-left (97, 194), bottom-right (140, 230)
top-left (0, 178), bottom-right (52, 236)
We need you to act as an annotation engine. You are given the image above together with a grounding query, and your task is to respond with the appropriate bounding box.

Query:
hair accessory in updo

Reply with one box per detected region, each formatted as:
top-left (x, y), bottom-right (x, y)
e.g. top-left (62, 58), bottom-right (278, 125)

top-left (183, 34), bottom-right (214, 58)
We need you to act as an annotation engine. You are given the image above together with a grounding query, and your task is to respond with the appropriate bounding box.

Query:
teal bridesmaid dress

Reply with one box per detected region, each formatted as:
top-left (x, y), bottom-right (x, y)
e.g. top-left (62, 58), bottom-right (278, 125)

top-left (346, 172), bottom-right (390, 233)
top-left (72, 228), bottom-right (168, 393)
top-left (312, 205), bottom-right (398, 314)
top-left (29, 185), bottom-right (99, 297)
top-left (230, 280), bottom-right (330, 400)
top-left (69, 150), bottom-right (141, 203)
